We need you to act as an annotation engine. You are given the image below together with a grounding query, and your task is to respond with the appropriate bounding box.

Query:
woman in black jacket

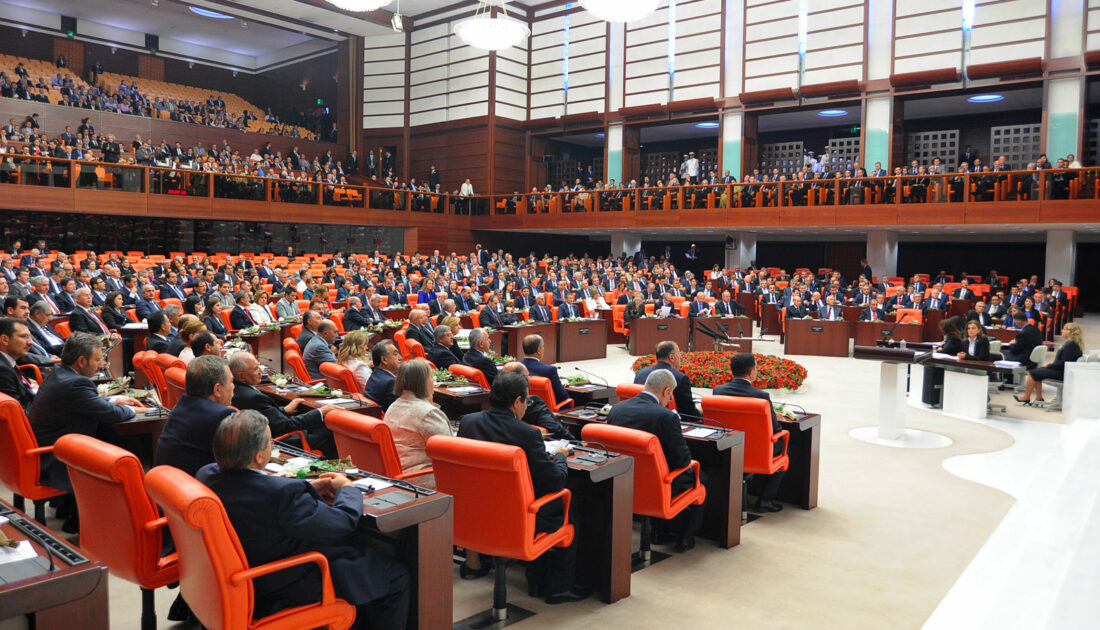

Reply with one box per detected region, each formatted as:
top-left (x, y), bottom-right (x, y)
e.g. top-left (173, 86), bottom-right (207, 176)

top-left (1016, 323), bottom-right (1085, 405)
top-left (100, 291), bottom-right (130, 329)
top-left (957, 319), bottom-right (991, 361)
top-left (203, 296), bottom-right (229, 340)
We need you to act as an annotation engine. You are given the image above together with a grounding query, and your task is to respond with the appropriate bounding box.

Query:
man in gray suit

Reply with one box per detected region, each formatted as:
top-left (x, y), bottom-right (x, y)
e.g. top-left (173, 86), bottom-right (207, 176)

top-left (303, 319), bottom-right (338, 381)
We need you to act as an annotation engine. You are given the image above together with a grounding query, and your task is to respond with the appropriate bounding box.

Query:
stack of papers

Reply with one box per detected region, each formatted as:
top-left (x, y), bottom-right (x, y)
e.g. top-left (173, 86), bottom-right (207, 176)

top-left (447, 385), bottom-right (484, 394)
top-left (931, 352), bottom-right (959, 360)
top-left (684, 427), bottom-right (718, 438)
top-left (325, 398), bottom-right (362, 406)
top-left (994, 360), bottom-right (1022, 368)
top-left (544, 439), bottom-right (571, 454)
top-left (353, 478), bottom-right (394, 492)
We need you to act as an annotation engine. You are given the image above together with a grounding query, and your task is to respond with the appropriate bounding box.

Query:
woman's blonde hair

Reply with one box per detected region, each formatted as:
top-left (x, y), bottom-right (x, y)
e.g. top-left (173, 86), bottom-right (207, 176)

top-left (337, 330), bottom-right (371, 363)
top-left (440, 315), bottom-right (460, 330)
top-left (1063, 322), bottom-right (1085, 349)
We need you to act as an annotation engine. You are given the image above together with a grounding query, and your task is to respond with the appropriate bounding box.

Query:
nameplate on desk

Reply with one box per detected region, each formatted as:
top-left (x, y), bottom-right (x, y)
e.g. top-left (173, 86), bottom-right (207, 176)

top-left (656, 324), bottom-right (669, 331)
top-left (577, 328), bottom-right (590, 335)
top-left (811, 326), bottom-right (824, 332)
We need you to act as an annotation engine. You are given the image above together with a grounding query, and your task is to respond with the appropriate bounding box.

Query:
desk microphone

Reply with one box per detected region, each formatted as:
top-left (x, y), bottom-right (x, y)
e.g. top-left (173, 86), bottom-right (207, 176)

top-left (680, 416), bottom-right (725, 430)
top-left (736, 321), bottom-right (746, 338)
top-left (574, 366), bottom-right (609, 388)
top-left (882, 313), bottom-right (909, 339)
top-left (774, 401), bottom-right (807, 415)
top-left (18, 524), bottom-right (56, 571)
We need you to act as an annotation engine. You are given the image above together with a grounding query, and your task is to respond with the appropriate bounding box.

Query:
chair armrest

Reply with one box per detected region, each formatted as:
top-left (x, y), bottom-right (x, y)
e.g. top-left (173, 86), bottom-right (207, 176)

top-left (551, 398), bottom-right (574, 411)
top-left (27, 445), bottom-right (54, 456)
top-left (663, 460), bottom-right (701, 488)
top-left (771, 429), bottom-right (791, 457)
top-left (397, 466), bottom-right (435, 481)
top-left (528, 488), bottom-right (572, 520)
top-left (142, 516), bottom-right (169, 534)
top-left (230, 551), bottom-right (336, 604)
top-left (274, 430), bottom-right (316, 455)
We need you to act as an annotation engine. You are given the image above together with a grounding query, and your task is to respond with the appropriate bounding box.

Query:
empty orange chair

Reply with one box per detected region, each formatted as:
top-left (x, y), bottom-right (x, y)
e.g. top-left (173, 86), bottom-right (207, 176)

top-left (612, 304), bottom-right (629, 337)
top-left (529, 375), bottom-right (573, 411)
top-left (325, 410), bottom-right (434, 483)
top-left (319, 362), bottom-right (362, 395)
top-left (0, 393), bottom-right (67, 523)
top-left (144, 466), bottom-right (356, 630)
top-left (282, 336), bottom-right (301, 355)
top-left (404, 337), bottom-right (427, 360)
top-left (580, 423), bottom-right (705, 561)
top-left (615, 383), bottom-right (676, 411)
top-left (393, 329), bottom-right (410, 361)
top-left (894, 308), bottom-right (923, 325)
top-left (330, 311), bottom-right (345, 333)
top-left (449, 363), bottom-right (490, 389)
top-left (220, 309), bottom-right (236, 332)
top-left (426, 435), bottom-right (574, 624)
top-left (54, 435), bottom-right (179, 629)
top-left (54, 320), bottom-right (72, 338)
top-left (285, 349), bottom-right (323, 385)
top-left (126, 308), bottom-right (140, 323)
top-left (135, 351), bottom-right (168, 404)
top-left (156, 352), bottom-right (185, 373)
top-left (164, 366), bottom-right (187, 409)
top-left (700, 396), bottom-right (789, 476)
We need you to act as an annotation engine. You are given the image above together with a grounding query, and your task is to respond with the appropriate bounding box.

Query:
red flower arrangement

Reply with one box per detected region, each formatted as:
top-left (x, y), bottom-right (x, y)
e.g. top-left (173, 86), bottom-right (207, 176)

top-left (631, 352), bottom-right (808, 390)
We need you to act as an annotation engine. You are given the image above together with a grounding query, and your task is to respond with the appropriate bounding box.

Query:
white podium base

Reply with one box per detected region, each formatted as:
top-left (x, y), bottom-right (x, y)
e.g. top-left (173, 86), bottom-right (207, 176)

top-left (1064, 363), bottom-right (1100, 422)
top-left (849, 426), bottom-right (954, 449)
top-left (942, 369), bottom-right (989, 420)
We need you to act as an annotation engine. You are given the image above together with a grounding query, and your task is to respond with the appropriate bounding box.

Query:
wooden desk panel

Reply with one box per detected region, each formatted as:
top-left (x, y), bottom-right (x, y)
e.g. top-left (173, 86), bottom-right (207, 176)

top-left (557, 319), bottom-right (608, 362)
top-left (691, 317), bottom-right (752, 351)
top-left (854, 321), bottom-right (923, 347)
top-left (628, 317), bottom-right (689, 356)
top-left (784, 319), bottom-right (849, 357)
top-left (504, 322), bottom-right (558, 364)
top-left (776, 414), bottom-right (821, 510)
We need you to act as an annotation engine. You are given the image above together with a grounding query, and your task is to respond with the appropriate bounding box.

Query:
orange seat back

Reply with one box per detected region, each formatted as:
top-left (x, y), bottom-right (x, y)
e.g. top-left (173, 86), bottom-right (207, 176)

top-left (393, 329), bottom-right (410, 360)
top-left (894, 308), bottom-right (923, 325)
top-left (164, 367), bottom-right (187, 409)
top-left (219, 310), bottom-right (234, 332)
top-left (700, 395), bottom-right (789, 475)
top-left (325, 411), bottom-right (404, 478)
top-left (612, 304), bottom-right (628, 334)
top-left (284, 349), bottom-right (316, 384)
top-left (290, 323), bottom-right (303, 338)
top-left (156, 353), bottom-right (185, 372)
top-left (319, 362), bottom-right (361, 394)
top-left (126, 309), bottom-right (139, 323)
top-left (53, 435), bottom-right (178, 588)
top-left (0, 393), bottom-right (66, 503)
top-left (449, 363), bottom-right (490, 389)
top-left (615, 383), bottom-right (676, 411)
top-left (529, 375), bottom-right (572, 412)
top-left (55, 321), bottom-right (72, 338)
top-left (330, 312), bottom-right (345, 333)
top-left (282, 337), bottom-right (300, 354)
top-left (135, 351), bottom-right (168, 403)
top-left (580, 423), bottom-right (704, 519)
top-left (144, 466), bottom-right (355, 630)
top-left (426, 435), bottom-right (573, 560)
top-left (405, 338), bottom-right (426, 360)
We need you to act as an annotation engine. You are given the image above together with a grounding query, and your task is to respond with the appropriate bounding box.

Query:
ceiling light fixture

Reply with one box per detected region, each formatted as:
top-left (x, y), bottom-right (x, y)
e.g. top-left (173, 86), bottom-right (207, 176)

top-left (967, 94), bottom-right (1004, 103)
top-left (189, 6), bottom-right (234, 19)
top-left (817, 109), bottom-right (848, 117)
top-left (324, 0), bottom-right (391, 12)
top-left (695, 121), bottom-right (720, 129)
top-left (580, 0), bottom-right (663, 23)
top-left (454, 1), bottom-right (529, 51)
top-left (391, 0), bottom-right (403, 32)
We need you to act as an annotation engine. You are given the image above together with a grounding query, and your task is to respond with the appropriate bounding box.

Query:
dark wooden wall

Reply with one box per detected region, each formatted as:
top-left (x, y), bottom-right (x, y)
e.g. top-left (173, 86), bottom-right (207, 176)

top-left (494, 118), bottom-right (526, 195)
top-left (409, 117), bottom-right (491, 195)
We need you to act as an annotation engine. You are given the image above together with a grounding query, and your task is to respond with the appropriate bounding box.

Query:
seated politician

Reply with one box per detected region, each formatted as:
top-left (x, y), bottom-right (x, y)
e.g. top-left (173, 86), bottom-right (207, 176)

top-left (608, 369), bottom-right (705, 550)
top-left (337, 330), bottom-right (373, 392)
top-left (303, 319), bottom-right (339, 381)
top-left (197, 410), bottom-right (409, 629)
top-left (1016, 322), bottom-right (1084, 405)
top-left (712, 353), bottom-right (785, 513)
top-left (456, 371), bottom-right (589, 603)
top-left (229, 352), bottom-right (337, 458)
top-left (426, 325), bottom-right (459, 369)
top-left (462, 327), bottom-right (499, 387)
top-left (145, 310), bottom-right (185, 355)
top-left (0, 317), bottom-right (37, 413)
top-left (382, 359), bottom-right (452, 489)
top-left (154, 355), bottom-right (236, 476)
top-left (520, 333), bottom-right (571, 405)
top-left (714, 290), bottom-right (745, 316)
top-left (500, 362), bottom-right (575, 440)
top-left (365, 339), bottom-right (401, 410)
top-left (633, 340), bottom-right (700, 417)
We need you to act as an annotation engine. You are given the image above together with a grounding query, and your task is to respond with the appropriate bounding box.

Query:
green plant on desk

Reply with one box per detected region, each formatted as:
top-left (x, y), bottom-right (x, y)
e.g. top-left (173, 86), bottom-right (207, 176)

top-left (564, 375), bottom-right (589, 386)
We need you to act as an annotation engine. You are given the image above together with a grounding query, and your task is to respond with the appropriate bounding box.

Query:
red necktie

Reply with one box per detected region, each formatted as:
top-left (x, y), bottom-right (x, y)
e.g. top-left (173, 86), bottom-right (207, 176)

top-left (43, 293), bottom-right (59, 314)
top-left (90, 309), bottom-right (109, 334)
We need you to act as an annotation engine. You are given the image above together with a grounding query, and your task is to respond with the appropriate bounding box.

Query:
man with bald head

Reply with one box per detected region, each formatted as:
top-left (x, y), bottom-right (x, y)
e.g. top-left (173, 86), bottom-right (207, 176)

top-left (135, 282), bottom-right (162, 320)
top-left (68, 287), bottom-right (119, 340)
top-left (303, 319), bottom-right (339, 381)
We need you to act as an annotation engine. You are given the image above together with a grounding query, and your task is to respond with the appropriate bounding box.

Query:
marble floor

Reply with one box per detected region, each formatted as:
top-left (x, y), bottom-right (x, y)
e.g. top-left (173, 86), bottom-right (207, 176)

top-left (4, 316), bottom-right (1099, 629)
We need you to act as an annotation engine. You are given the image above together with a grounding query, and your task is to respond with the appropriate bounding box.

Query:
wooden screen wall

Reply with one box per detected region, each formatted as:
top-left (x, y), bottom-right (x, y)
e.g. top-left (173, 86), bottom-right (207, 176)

top-left (52, 37), bottom-right (84, 77)
top-left (137, 55), bottom-right (164, 82)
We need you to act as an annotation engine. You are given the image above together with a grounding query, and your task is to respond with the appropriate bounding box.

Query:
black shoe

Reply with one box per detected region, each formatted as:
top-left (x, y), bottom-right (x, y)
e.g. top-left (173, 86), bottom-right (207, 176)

top-left (754, 500), bottom-right (783, 513)
top-left (61, 517), bottom-right (79, 534)
top-left (649, 530), bottom-right (676, 546)
top-left (998, 384), bottom-right (1011, 391)
top-left (167, 594), bottom-right (194, 622)
top-left (544, 587), bottom-right (591, 604)
top-left (527, 583), bottom-right (543, 598)
top-left (674, 536), bottom-right (695, 553)
top-left (459, 563), bottom-right (491, 580)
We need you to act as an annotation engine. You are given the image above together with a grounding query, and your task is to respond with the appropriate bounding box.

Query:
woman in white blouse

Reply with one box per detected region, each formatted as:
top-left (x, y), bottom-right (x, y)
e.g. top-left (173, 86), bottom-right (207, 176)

top-left (336, 330), bottom-right (372, 392)
top-left (382, 358), bottom-right (451, 489)
top-left (248, 290), bottom-right (275, 325)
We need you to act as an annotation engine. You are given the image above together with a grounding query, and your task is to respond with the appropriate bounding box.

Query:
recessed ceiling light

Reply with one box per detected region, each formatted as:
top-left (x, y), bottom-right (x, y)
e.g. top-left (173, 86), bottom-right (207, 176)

top-left (594, 133), bottom-right (605, 138)
top-left (189, 6), bottom-right (234, 18)
top-left (695, 121), bottom-right (720, 129)
top-left (817, 109), bottom-right (847, 117)
top-left (968, 94), bottom-right (1004, 103)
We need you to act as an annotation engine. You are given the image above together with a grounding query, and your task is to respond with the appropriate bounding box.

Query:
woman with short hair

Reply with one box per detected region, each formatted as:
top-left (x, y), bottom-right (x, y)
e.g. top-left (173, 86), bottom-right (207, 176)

top-left (382, 358), bottom-right (451, 489)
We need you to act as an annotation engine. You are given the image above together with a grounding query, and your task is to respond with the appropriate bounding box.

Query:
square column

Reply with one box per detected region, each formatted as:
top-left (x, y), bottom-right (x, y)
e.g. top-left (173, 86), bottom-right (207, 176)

top-left (725, 232), bottom-right (756, 270)
top-left (867, 230), bottom-right (898, 280)
top-left (1045, 230), bottom-right (1076, 285)
top-left (611, 232), bottom-right (642, 258)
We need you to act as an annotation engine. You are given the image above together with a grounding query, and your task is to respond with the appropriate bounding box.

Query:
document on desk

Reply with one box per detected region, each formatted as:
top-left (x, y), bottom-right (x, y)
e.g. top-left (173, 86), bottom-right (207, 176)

top-left (448, 385), bottom-right (484, 394)
top-left (0, 540), bottom-right (37, 565)
top-left (544, 439), bottom-right (571, 454)
top-left (931, 352), bottom-right (959, 360)
top-left (684, 427), bottom-right (718, 438)
top-left (325, 397), bottom-right (362, 406)
top-left (994, 360), bottom-right (1022, 368)
top-left (353, 478), bottom-right (394, 492)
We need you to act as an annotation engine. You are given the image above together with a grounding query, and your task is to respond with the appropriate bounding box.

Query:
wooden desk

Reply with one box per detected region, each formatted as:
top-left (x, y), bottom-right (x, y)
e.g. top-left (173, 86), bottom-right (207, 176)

top-left (383, 307), bottom-right (411, 321)
top-left (557, 318), bottom-right (608, 362)
top-left (759, 303), bottom-right (781, 335)
top-left (853, 321), bottom-right (923, 347)
top-left (234, 328), bottom-right (282, 373)
top-left (628, 317), bottom-right (689, 356)
top-left (558, 411), bottom-right (743, 549)
top-left (691, 317), bottom-right (752, 351)
top-left (840, 305), bottom-right (863, 337)
top-left (432, 386), bottom-right (490, 418)
top-left (950, 298), bottom-right (974, 318)
top-left (119, 324), bottom-right (148, 386)
top-left (0, 500), bottom-right (109, 630)
top-left (257, 383), bottom-right (383, 419)
top-left (104, 339), bottom-right (124, 379)
top-left (713, 338), bottom-right (756, 354)
top-left (784, 319), bottom-right (849, 357)
top-left (736, 292), bottom-right (758, 321)
top-left (565, 384), bottom-right (616, 406)
top-left (565, 451), bottom-right (634, 604)
top-left (986, 327), bottom-right (1018, 343)
top-left (775, 413), bottom-right (821, 509)
top-left (921, 309), bottom-right (946, 343)
top-left (112, 408), bottom-right (170, 462)
top-left (503, 322), bottom-right (558, 363)
top-left (357, 485), bottom-right (453, 629)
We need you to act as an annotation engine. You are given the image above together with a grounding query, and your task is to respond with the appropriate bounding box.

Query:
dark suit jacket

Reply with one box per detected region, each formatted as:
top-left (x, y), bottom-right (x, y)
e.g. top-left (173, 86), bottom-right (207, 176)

top-left (365, 368), bottom-right (398, 410)
top-left (426, 343), bottom-right (457, 369)
top-left (633, 361), bottom-right (700, 417)
top-left (860, 307), bottom-right (887, 322)
top-left (197, 464), bottom-right (399, 613)
top-left (405, 324), bottom-right (434, 350)
top-left (478, 305), bottom-right (504, 328)
top-left (463, 348), bottom-right (499, 387)
top-left (343, 307), bottom-right (370, 331)
top-left (556, 302), bottom-right (581, 319)
top-left (786, 304), bottom-right (809, 319)
top-left (606, 393), bottom-right (694, 493)
top-left (52, 291), bottom-right (75, 314)
top-left (135, 297), bottom-right (161, 321)
top-left (960, 336), bottom-right (991, 361)
top-left (457, 405), bottom-right (568, 523)
top-left (522, 357), bottom-right (571, 404)
top-left (0, 359), bottom-right (35, 413)
top-left (154, 394), bottom-right (234, 476)
top-left (231, 382), bottom-right (325, 439)
top-left (687, 301), bottom-right (712, 317)
top-left (714, 300), bottom-right (744, 316)
top-left (1005, 324), bottom-right (1042, 366)
top-left (523, 394), bottom-right (574, 440)
top-left (204, 314), bottom-right (228, 339)
top-left (145, 333), bottom-right (185, 356)
top-left (229, 305), bottom-right (257, 330)
top-left (529, 304), bottom-right (554, 322)
top-left (713, 378), bottom-right (782, 454)
top-left (29, 365), bottom-right (135, 490)
top-left (29, 321), bottom-right (65, 356)
top-left (69, 306), bottom-right (110, 335)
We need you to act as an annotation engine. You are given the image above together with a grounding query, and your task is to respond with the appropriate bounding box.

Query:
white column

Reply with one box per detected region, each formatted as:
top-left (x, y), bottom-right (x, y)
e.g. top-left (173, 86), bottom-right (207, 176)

top-left (1045, 230), bottom-right (1076, 285)
top-left (721, 111), bottom-right (743, 180)
top-left (866, 230), bottom-right (898, 280)
top-left (725, 232), bottom-right (756, 270)
top-left (611, 232), bottom-right (642, 258)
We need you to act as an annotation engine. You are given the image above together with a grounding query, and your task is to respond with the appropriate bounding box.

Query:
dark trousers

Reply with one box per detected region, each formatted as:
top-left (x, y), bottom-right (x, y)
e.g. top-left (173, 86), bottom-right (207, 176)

top-left (657, 468), bottom-right (710, 540)
top-left (352, 559), bottom-right (409, 630)
top-left (526, 502), bottom-right (577, 594)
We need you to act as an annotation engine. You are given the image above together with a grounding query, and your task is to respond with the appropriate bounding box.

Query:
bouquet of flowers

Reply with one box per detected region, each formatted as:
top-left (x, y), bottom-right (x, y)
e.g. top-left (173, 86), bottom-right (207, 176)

top-left (630, 351), bottom-right (807, 390)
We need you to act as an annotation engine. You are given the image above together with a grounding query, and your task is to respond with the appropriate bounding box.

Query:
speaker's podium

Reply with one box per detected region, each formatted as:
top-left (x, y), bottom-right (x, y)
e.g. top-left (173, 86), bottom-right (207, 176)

top-left (629, 316), bottom-right (689, 356)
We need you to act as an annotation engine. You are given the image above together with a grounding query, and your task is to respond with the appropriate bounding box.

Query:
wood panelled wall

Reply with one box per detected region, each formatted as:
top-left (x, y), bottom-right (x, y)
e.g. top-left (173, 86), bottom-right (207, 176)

top-left (409, 117), bottom-right (491, 194)
top-left (52, 38), bottom-right (84, 77)
top-left (494, 119), bottom-right (526, 195)
top-left (138, 55), bottom-right (164, 82)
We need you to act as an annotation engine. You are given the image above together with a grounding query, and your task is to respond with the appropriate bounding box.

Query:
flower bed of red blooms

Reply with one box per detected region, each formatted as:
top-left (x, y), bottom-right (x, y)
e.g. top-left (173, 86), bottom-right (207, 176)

top-left (631, 352), bottom-right (808, 390)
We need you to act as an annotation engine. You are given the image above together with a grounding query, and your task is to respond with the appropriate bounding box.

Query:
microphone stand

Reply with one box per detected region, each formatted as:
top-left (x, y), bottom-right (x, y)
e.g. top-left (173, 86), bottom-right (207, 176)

top-left (880, 313), bottom-right (909, 339)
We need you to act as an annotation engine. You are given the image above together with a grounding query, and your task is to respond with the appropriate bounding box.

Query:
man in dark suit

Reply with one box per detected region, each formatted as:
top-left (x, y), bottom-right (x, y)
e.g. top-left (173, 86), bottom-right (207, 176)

top-left (343, 296), bottom-right (371, 332)
top-left (530, 294), bottom-right (555, 322)
top-left (859, 258), bottom-right (873, 282)
top-left (499, 362), bottom-right (575, 440)
top-left (608, 369), bottom-right (705, 550)
top-left (786, 295), bottom-right (809, 320)
top-left (462, 328), bottom-right (499, 387)
top-left (228, 353), bottom-right (337, 458)
top-left (0, 317), bottom-right (37, 412)
top-left (860, 297), bottom-right (888, 322)
top-left (229, 291), bottom-right (259, 330)
top-left (557, 293), bottom-right (582, 319)
top-left (27, 302), bottom-right (66, 356)
top-left (405, 309), bottom-right (435, 350)
top-left (29, 333), bottom-right (144, 497)
top-left (520, 334), bottom-right (571, 405)
top-left (197, 410), bottom-right (408, 629)
top-left (456, 372), bottom-right (588, 603)
top-left (68, 288), bottom-right (113, 336)
top-left (714, 290), bottom-right (744, 316)
top-left (633, 341), bottom-right (700, 417)
top-left (154, 355), bottom-right (236, 476)
top-left (967, 302), bottom-right (993, 327)
top-left (145, 311), bottom-right (185, 356)
top-left (712, 353), bottom-right (785, 512)
top-left (1001, 312), bottom-right (1043, 381)
top-left (365, 340), bottom-right (401, 410)
top-left (426, 325), bottom-right (460, 369)
top-left (687, 293), bottom-right (712, 318)
top-left (134, 283), bottom-right (162, 320)
top-left (952, 279), bottom-right (975, 301)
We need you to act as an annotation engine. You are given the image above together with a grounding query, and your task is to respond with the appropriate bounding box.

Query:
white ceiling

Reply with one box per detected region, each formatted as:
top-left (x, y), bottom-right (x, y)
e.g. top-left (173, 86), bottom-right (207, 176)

top-left (386, 0), bottom-right (545, 18)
